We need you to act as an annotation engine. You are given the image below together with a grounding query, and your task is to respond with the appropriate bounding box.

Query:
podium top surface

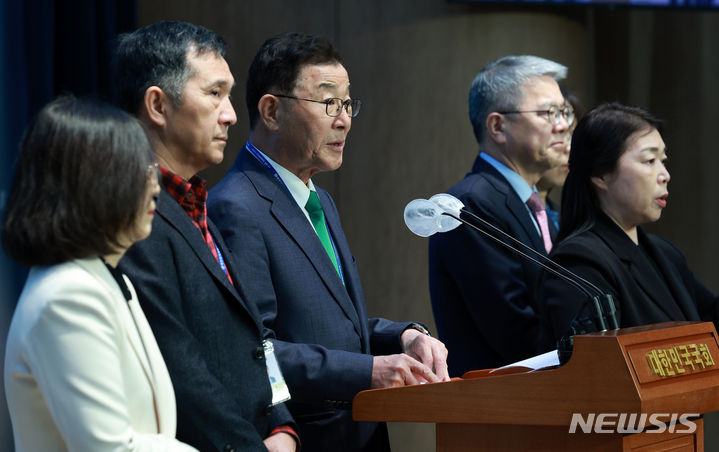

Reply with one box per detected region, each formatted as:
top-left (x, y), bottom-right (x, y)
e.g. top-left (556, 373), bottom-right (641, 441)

top-left (353, 322), bottom-right (719, 426)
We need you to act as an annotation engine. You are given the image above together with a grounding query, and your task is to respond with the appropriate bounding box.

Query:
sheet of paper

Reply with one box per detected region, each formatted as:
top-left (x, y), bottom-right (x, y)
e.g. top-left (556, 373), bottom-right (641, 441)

top-left (491, 349), bottom-right (560, 373)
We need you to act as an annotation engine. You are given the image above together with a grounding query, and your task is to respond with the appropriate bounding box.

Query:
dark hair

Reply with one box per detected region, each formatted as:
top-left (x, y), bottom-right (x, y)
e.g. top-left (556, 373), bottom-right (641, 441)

top-left (560, 85), bottom-right (584, 121)
top-left (246, 32), bottom-right (342, 129)
top-left (114, 20), bottom-right (227, 115)
top-left (2, 96), bottom-right (154, 266)
top-left (558, 102), bottom-right (662, 242)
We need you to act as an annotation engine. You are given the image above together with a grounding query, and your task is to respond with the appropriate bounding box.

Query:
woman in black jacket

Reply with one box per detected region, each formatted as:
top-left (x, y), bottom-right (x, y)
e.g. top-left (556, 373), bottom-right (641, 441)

top-left (538, 102), bottom-right (718, 349)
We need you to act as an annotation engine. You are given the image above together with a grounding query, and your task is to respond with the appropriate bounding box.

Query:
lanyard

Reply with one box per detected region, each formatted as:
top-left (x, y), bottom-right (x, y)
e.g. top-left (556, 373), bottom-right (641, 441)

top-left (214, 240), bottom-right (228, 278)
top-left (245, 141), bottom-right (345, 285)
top-left (245, 141), bottom-right (288, 190)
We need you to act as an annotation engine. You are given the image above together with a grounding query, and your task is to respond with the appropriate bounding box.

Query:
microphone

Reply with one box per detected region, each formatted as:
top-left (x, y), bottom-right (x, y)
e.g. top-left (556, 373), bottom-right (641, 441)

top-left (403, 194), bottom-right (463, 237)
top-left (405, 194), bottom-right (619, 365)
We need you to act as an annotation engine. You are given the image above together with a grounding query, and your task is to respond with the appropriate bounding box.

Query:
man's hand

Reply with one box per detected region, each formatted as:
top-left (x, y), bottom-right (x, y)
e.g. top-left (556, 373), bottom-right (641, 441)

top-left (263, 432), bottom-right (297, 452)
top-left (400, 328), bottom-right (450, 381)
top-left (371, 354), bottom-right (440, 388)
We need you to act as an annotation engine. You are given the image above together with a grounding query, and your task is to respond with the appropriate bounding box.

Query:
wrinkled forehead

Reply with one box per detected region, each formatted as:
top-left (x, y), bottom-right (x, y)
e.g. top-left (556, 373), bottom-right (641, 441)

top-left (294, 63), bottom-right (350, 95)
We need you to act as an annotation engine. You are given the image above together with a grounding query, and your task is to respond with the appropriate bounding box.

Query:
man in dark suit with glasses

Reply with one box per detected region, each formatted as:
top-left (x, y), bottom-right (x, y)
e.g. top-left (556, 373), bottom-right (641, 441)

top-left (429, 55), bottom-right (573, 376)
top-left (208, 32), bottom-right (450, 452)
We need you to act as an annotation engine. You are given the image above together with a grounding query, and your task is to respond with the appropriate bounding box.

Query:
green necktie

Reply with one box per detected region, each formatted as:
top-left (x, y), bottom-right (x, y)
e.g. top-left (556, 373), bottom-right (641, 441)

top-left (305, 190), bottom-right (340, 276)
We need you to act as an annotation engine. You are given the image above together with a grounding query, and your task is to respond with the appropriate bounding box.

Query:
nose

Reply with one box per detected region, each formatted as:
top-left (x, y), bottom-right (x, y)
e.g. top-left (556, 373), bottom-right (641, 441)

top-left (553, 115), bottom-right (570, 133)
top-left (660, 163), bottom-right (671, 184)
top-left (219, 97), bottom-right (238, 126)
top-left (333, 107), bottom-right (351, 130)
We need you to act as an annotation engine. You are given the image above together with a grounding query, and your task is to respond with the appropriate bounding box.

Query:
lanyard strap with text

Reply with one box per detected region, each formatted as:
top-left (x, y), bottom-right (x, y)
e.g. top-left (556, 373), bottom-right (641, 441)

top-left (245, 141), bottom-right (345, 285)
top-left (214, 240), bottom-right (228, 277)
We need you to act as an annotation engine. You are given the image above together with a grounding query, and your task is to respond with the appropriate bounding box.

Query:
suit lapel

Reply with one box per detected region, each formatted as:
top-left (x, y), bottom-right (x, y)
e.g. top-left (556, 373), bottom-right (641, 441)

top-left (594, 217), bottom-right (685, 320)
top-left (639, 230), bottom-right (699, 320)
top-left (318, 189), bottom-right (369, 330)
top-left (475, 158), bottom-right (546, 254)
top-left (124, 277), bottom-right (176, 434)
top-left (238, 151), bottom-right (363, 335)
top-left (208, 219), bottom-right (265, 323)
top-left (76, 258), bottom-right (163, 431)
top-left (157, 190), bottom-right (238, 299)
top-left (506, 194), bottom-right (545, 253)
top-left (155, 189), bottom-right (262, 329)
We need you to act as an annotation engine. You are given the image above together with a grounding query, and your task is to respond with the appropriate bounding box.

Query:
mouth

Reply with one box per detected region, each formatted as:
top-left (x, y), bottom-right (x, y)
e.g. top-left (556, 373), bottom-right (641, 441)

top-left (214, 136), bottom-right (228, 143)
top-left (326, 140), bottom-right (345, 152)
top-left (656, 193), bottom-right (668, 208)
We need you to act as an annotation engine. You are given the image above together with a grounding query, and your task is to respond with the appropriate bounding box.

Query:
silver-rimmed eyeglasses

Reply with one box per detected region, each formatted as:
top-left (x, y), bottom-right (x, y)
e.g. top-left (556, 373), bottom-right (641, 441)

top-left (498, 104), bottom-right (574, 126)
top-left (270, 94), bottom-right (361, 118)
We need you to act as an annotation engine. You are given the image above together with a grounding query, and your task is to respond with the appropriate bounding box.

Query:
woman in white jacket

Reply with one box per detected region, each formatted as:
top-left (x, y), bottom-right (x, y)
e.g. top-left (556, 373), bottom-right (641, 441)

top-left (3, 96), bottom-right (197, 451)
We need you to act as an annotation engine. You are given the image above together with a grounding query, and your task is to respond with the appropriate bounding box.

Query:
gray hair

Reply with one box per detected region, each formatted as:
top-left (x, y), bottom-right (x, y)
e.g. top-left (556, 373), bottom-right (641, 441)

top-left (468, 55), bottom-right (568, 144)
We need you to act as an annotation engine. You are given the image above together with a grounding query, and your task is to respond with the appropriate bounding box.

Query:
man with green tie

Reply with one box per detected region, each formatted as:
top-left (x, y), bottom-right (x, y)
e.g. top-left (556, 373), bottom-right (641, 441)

top-left (207, 32), bottom-right (449, 452)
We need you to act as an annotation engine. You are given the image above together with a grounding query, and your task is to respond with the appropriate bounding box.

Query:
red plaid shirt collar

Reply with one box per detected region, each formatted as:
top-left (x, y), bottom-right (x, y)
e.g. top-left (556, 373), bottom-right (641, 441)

top-left (159, 166), bottom-right (233, 286)
top-left (160, 166), bottom-right (209, 232)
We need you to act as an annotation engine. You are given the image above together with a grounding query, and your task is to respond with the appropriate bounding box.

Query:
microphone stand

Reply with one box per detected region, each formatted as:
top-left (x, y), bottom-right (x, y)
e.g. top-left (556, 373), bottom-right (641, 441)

top-left (442, 209), bottom-right (619, 365)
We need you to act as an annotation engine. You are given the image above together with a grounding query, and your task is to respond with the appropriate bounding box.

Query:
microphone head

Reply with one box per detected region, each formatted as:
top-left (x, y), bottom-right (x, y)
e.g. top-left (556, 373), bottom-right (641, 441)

top-left (404, 199), bottom-right (443, 237)
top-left (429, 193), bottom-right (464, 232)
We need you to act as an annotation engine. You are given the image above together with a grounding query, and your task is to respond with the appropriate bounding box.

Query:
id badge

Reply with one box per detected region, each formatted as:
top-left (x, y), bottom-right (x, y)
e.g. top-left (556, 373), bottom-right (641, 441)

top-left (263, 340), bottom-right (291, 405)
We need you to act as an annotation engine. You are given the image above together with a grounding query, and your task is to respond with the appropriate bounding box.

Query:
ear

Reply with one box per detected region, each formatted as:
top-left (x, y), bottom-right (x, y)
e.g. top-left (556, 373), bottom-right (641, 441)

top-left (485, 112), bottom-right (507, 145)
top-left (257, 94), bottom-right (281, 131)
top-left (143, 86), bottom-right (169, 128)
top-left (590, 174), bottom-right (608, 192)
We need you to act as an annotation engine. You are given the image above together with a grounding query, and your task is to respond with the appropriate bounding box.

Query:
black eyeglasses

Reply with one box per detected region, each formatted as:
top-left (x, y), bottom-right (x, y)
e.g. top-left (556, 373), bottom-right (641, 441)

top-left (270, 94), bottom-right (361, 118)
top-left (498, 104), bottom-right (574, 126)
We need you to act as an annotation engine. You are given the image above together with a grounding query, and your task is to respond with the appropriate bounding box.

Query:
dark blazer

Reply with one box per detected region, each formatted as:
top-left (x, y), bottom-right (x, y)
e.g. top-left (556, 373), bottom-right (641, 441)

top-left (119, 188), bottom-right (293, 452)
top-left (538, 213), bottom-right (719, 349)
top-left (428, 155), bottom-right (556, 375)
top-left (208, 148), bottom-right (411, 452)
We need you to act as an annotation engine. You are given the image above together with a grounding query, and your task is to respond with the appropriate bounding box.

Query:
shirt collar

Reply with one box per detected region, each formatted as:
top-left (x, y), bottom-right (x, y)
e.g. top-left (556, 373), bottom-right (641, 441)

top-left (159, 166), bottom-right (209, 221)
top-left (480, 152), bottom-right (535, 203)
top-left (249, 142), bottom-right (316, 206)
top-left (160, 166), bottom-right (207, 198)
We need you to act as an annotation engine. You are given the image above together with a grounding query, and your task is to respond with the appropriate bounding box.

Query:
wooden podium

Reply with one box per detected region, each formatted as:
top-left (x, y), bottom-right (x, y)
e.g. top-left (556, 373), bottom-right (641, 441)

top-left (353, 322), bottom-right (719, 451)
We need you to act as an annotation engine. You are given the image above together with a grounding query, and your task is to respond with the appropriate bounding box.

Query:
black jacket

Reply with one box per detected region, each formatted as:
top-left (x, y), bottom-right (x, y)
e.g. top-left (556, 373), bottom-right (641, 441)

top-left (538, 213), bottom-right (719, 350)
top-left (120, 188), bottom-right (294, 452)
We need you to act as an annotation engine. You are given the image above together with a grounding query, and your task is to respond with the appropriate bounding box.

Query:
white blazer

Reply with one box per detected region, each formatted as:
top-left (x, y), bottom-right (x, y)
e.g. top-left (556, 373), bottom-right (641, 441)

top-left (4, 257), bottom-right (197, 451)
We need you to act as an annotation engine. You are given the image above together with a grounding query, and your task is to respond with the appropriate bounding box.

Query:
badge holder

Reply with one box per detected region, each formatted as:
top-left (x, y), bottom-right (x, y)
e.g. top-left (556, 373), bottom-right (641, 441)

top-left (263, 340), bottom-right (291, 405)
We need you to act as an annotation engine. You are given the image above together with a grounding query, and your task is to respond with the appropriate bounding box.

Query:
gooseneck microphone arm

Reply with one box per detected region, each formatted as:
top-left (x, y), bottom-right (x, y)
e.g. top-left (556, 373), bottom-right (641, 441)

top-left (456, 209), bottom-right (606, 298)
top-left (442, 211), bottom-right (595, 300)
top-left (404, 194), bottom-right (618, 364)
top-left (442, 209), bottom-right (619, 364)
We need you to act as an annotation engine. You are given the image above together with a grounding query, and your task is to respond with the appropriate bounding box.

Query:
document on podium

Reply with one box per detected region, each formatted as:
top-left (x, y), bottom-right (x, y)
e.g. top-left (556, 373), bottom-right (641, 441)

top-left (489, 350), bottom-right (560, 375)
